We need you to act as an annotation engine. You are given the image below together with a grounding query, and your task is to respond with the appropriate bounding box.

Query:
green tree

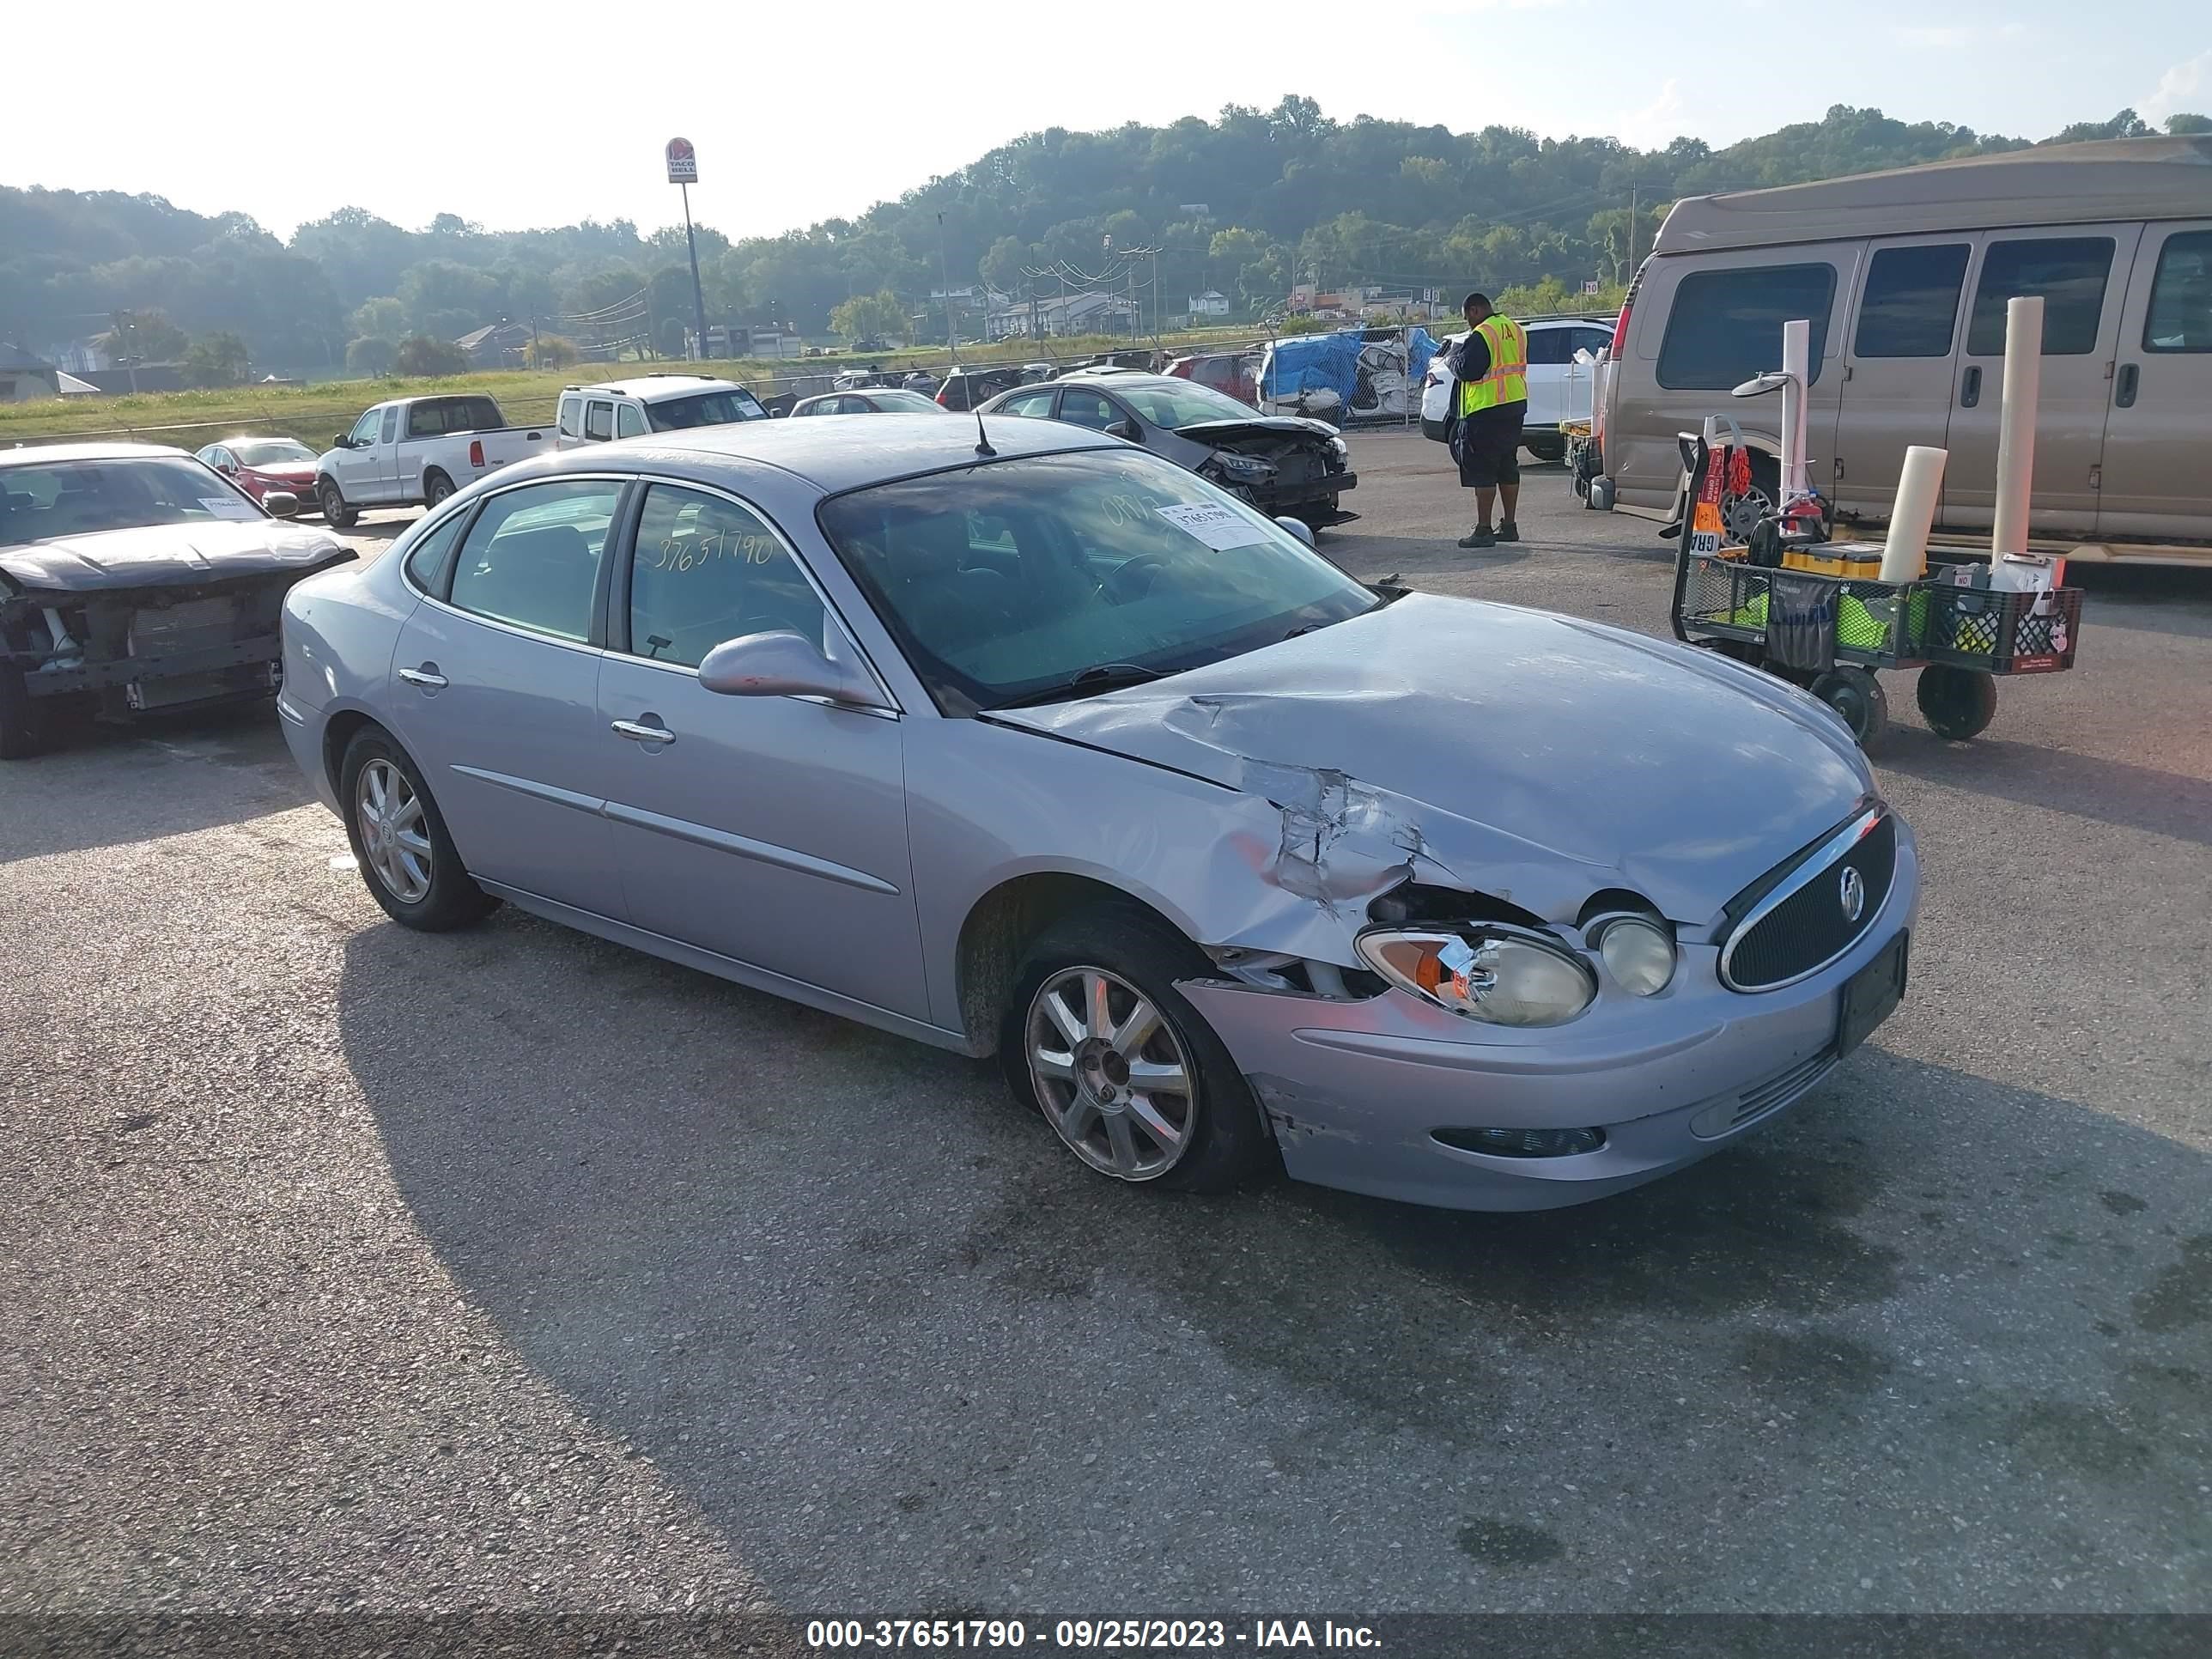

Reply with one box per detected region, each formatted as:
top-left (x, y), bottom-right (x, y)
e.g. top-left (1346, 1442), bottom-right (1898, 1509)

top-left (527, 333), bottom-right (580, 369)
top-left (657, 315), bottom-right (689, 359)
top-left (344, 335), bottom-right (398, 376)
top-left (394, 334), bottom-right (470, 376)
top-left (183, 331), bottom-right (251, 386)
top-left (350, 296), bottom-right (407, 342)
top-left (97, 309), bottom-right (189, 364)
top-left (829, 289), bottom-right (907, 344)
top-left (2166, 112), bottom-right (2212, 135)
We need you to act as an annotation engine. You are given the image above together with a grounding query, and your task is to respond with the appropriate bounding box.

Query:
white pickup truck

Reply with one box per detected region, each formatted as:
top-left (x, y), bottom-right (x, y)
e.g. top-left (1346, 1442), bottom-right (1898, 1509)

top-left (313, 395), bottom-right (554, 526)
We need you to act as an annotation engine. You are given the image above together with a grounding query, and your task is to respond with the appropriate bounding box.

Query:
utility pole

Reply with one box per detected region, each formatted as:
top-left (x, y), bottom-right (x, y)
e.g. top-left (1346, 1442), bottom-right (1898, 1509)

top-left (936, 212), bottom-right (957, 357)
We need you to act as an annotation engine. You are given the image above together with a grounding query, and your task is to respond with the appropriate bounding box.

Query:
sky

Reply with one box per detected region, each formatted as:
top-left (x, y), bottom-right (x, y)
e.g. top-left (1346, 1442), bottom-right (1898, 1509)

top-left (4, 1), bottom-right (2206, 243)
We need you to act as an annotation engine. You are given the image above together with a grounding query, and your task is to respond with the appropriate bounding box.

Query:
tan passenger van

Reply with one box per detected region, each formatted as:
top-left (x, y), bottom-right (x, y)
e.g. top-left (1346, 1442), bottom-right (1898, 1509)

top-left (1596, 137), bottom-right (2212, 563)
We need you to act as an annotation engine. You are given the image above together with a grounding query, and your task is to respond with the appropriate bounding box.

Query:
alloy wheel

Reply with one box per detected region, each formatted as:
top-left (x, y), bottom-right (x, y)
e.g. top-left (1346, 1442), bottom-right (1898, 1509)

top-left (355, 758), bottom-right (433, 902)
top-left (1025, 967), bottom-right (1196, 1181)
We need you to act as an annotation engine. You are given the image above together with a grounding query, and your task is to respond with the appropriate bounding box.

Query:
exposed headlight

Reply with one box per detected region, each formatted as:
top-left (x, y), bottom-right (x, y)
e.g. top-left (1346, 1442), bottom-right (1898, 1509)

top-left (1594, 916), bottom-right (1676, 996)
top-left (1356, 926), bottom-right (1596, 1028)
top-left (1208, 452), bottom-right (1277, 480)
top-left (1326, 434), bottom-right (1348, 459)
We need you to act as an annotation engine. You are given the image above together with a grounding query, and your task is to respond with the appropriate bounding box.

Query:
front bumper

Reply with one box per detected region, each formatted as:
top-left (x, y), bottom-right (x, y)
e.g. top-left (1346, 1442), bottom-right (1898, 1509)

top-left (1255, 469), bottom-right (1357, 517)
top-left (1182, 823), bottom-right (1919, 1212)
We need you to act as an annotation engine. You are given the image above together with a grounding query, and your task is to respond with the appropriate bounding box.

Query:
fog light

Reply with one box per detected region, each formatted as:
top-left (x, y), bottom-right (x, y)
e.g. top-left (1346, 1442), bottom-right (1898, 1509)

top-left (1432, 1125), bottom-right (1606, 1158)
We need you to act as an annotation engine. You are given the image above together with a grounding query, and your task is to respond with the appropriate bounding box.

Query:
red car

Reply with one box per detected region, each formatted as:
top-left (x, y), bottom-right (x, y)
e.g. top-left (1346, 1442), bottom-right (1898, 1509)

top-left (1165, 351), bottom-right (1260, 407)
top-left (195, 437), bottom-right (322, 514)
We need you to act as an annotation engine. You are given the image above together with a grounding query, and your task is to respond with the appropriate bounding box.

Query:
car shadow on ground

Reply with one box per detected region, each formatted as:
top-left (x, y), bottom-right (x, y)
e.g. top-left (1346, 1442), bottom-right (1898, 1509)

top-left (337, 909), bottom-right (2210, 1611)
top-left (1876, 727), bottom-right (2212, 848)
top-left (0, 702), bottom-right (308, 862)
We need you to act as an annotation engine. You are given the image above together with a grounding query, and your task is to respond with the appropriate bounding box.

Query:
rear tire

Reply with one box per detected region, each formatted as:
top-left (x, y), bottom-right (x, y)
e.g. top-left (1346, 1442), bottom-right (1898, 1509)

top-left (1000, 903), bottom-right (1276, 1196)
top-left (1916, 664), bottom-right (1997, 740)
top-left (319, 478), bottom-right (358, 528)
top-left (422, 469), bottom-right (454, 507)
top-left (338, 726), bottom-right (497, 931)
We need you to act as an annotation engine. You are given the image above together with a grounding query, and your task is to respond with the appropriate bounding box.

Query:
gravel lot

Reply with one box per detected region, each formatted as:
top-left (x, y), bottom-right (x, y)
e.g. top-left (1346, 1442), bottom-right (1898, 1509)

top-left (4, 429), bottom-right (2208, 1622)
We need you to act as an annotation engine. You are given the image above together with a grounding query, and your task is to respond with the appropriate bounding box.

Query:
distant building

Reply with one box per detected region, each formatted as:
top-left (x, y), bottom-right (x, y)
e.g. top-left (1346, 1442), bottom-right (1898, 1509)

top-left (453, 322), bottom-right (533, 367)
top-left (1188, 290), bottom-right (1230, 318)
top-left (0, 343), bottom-right (60, 402)
top-left (988, 290), bottom-right (1139, 339)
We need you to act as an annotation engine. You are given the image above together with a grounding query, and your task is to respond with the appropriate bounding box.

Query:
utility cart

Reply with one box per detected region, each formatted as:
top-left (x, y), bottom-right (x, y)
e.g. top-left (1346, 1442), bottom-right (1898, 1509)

top-left (1669, 547), bottom-right (2082, 744)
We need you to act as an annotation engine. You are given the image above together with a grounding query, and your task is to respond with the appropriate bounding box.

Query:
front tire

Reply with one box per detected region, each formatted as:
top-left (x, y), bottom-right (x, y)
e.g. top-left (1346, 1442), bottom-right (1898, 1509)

top-left (1810, 665), bottom-right (1888, 746)
top-left (0, 666), bottom-right (40, 760)
top-left (319, 478), bottom-right (358, 529)
top-left (422, 469), bottom-right (454, 508)
top-left (1000, 904), bottom-right (1275, 1195)
top-left (338, 726), bottom-right (496, 931)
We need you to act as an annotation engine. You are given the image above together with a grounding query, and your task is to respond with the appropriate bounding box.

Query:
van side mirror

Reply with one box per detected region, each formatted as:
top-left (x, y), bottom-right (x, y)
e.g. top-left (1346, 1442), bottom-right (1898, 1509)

top-left (697, 629), bottom-right (890, 710)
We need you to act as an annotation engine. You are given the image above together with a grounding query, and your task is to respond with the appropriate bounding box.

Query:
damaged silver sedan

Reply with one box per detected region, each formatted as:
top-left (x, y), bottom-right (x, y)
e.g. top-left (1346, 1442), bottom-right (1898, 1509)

top-left (278, 416), bottom-right (1916, 1211)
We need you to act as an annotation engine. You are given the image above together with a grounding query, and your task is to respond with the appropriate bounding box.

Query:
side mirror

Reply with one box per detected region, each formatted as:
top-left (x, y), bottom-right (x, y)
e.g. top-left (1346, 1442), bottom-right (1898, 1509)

top-left (697, 629), bottom-right (889, 709)
top-left (1104, 418), bottom-right (1139, 441)
top-left (1274, 515), bottom-right (1316, 548)
top-left (264, 490), bottom-right (301, 519)
top-left (332, 434), bottom-right (352, 449)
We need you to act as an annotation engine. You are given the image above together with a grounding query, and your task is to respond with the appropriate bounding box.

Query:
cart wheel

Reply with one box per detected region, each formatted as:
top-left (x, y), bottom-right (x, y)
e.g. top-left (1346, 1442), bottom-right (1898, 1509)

top-left (1810, 666), bottom-right (1887, 746)
top-left (1917, 664), bottom-right (1997, 740)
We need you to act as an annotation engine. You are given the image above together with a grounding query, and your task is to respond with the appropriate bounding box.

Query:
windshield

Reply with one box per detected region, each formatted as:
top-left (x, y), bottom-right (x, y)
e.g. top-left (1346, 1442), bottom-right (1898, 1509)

top-left (233, 439), bottom-right (315, 466)
top-left (645, 389), bottom-right (768, 431)
top-left (0, 458), bottom-right (261, 548)
top-left (1113, 378), bottom-right (1267, 430)
top-left (816, 449), bottom-right (1376, 713)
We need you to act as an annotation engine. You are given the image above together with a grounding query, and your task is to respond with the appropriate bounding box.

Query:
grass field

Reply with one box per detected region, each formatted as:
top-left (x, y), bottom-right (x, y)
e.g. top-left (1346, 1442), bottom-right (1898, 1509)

top-left (0, 326), bottom-right (1279, 454)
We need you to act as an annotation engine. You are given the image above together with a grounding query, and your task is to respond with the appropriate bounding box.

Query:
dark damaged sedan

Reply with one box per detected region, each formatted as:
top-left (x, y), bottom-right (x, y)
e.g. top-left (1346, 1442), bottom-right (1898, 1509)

top-left (0, 443), bottom-right (353, 757)
top-left (981, 372), bottom-right (1358, 530)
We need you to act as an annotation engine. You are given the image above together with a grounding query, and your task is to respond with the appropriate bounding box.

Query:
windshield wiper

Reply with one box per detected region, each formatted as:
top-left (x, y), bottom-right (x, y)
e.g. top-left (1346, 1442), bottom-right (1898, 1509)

top-left (992, 662), bottom-right (1164, 709)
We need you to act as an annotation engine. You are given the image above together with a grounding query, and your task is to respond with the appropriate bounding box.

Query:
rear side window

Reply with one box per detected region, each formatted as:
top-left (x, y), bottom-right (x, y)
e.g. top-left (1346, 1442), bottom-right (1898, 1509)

top-left (997, 389), bottom-right (1054, 417)
top-left (1966, 238), bottom-right (2114, 356)
top-left (380, 407), bottom-right (400, 443)
top-left (1854, 244), bottom-right (1970, 358)
top-left (1656, 263), bottom-right (1836, 390)
top-left (585, 401), bottom-right (614, 442)
top-left (447, 478), bottom-right (623, 641)
top-left (2143, 230), bottom-right (2212, 352)
top-left (557, 395), bottom-right (581, 439)
top-left (402, 509), bottom-right (470, 597)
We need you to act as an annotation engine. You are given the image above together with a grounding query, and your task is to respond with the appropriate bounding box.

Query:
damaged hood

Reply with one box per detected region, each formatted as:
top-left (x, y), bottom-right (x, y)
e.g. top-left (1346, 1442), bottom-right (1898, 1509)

top-left (986, 592), bottom-right (1873, 926)
top-left (0, 520), bottom-right (352, 595)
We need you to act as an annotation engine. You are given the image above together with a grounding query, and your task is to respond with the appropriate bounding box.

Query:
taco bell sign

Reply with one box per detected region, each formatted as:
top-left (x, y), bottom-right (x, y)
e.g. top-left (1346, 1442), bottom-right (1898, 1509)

top-left (665, 137), bottom-right (698, 185)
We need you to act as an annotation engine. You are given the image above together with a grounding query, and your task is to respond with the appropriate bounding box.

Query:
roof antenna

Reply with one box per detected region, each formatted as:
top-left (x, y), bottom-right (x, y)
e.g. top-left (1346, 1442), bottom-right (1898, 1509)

top-left (973, 407), bottom-right (997, 459)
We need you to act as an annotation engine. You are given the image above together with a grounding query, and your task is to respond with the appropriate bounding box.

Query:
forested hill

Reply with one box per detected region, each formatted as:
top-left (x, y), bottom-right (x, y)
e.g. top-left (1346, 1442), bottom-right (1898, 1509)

top-left (4, 102), bottom-right (2201, 374)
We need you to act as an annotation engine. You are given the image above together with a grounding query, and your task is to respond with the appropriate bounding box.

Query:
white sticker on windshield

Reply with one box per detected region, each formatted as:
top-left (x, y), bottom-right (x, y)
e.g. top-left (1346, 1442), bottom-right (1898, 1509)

top-left (1154, 501), bottom-right (1269, 550)
top-left (199, 496), bottom-right (260, 520)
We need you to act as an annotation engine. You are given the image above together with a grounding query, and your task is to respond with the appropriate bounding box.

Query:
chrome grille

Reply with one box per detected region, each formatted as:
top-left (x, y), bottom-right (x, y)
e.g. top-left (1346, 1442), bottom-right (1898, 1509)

top-left (1722, 811), bottom-right (1896, 991)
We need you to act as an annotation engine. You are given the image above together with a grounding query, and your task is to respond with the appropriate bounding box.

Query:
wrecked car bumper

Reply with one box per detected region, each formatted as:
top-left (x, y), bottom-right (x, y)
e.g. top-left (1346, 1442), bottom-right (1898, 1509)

top-left (1181, 829), bottom-right (1918, 1212)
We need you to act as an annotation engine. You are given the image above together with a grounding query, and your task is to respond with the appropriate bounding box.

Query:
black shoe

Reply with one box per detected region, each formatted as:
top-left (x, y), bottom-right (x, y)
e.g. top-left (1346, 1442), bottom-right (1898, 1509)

top-left (1495, 521), bottom-right (1521, 543)
top-left (1456, 528), bottom-right (1496, 550)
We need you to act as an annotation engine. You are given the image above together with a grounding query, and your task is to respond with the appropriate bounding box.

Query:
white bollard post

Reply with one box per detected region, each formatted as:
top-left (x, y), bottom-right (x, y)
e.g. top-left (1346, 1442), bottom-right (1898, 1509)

top-left (1779, 319), bottom-right (1810, 505)
top-left (1880, 445), bottom-right (1948, 584)
top-left (1991, 295), bottom-right (2044, 559)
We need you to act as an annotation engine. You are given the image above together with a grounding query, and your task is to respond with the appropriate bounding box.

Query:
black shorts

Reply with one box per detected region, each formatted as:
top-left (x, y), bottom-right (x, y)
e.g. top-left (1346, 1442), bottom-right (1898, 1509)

top-left (1454, 404), bottom-right (1524, 489)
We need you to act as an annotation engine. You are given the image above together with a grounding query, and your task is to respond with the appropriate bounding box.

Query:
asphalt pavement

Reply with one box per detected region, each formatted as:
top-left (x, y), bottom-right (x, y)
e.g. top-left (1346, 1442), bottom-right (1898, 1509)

top-left (3, 430), bottom-right (2208, 1624)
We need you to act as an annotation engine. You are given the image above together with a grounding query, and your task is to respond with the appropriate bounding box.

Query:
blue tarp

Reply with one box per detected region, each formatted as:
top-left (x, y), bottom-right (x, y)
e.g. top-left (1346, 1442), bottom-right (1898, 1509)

top-left (1258, 326), bottom-right (1441, 422)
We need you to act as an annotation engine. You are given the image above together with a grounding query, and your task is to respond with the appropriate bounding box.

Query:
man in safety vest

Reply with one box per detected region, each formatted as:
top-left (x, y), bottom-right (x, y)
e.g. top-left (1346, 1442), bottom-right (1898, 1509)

top-left (1443, 292), bottom-right (1529, 549)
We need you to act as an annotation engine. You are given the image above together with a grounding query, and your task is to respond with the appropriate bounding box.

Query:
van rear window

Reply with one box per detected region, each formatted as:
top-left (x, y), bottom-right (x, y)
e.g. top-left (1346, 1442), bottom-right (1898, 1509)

top-left (1656, 263), bottom-right (1835, 391)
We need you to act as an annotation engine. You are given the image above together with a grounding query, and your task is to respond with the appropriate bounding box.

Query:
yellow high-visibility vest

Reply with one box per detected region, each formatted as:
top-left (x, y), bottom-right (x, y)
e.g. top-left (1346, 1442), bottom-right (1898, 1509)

top-left (1455, 314), bottom-right (1529, 415)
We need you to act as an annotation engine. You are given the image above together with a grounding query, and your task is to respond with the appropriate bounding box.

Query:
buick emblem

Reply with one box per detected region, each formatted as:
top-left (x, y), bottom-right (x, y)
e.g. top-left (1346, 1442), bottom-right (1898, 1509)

top-left (1838, 866), bottom-right (1867, 923)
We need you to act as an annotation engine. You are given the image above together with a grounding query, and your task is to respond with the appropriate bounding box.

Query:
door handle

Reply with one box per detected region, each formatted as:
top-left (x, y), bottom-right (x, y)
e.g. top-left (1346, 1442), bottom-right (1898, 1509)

top-left (1960, 365), bottom-right (1982, 408)
top-left (398, 665), bottom-right (447, 689)
top-left (2115, 362), bottom-right (2139, 409)
top-left (611, 719), bottom-right (676, 744)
